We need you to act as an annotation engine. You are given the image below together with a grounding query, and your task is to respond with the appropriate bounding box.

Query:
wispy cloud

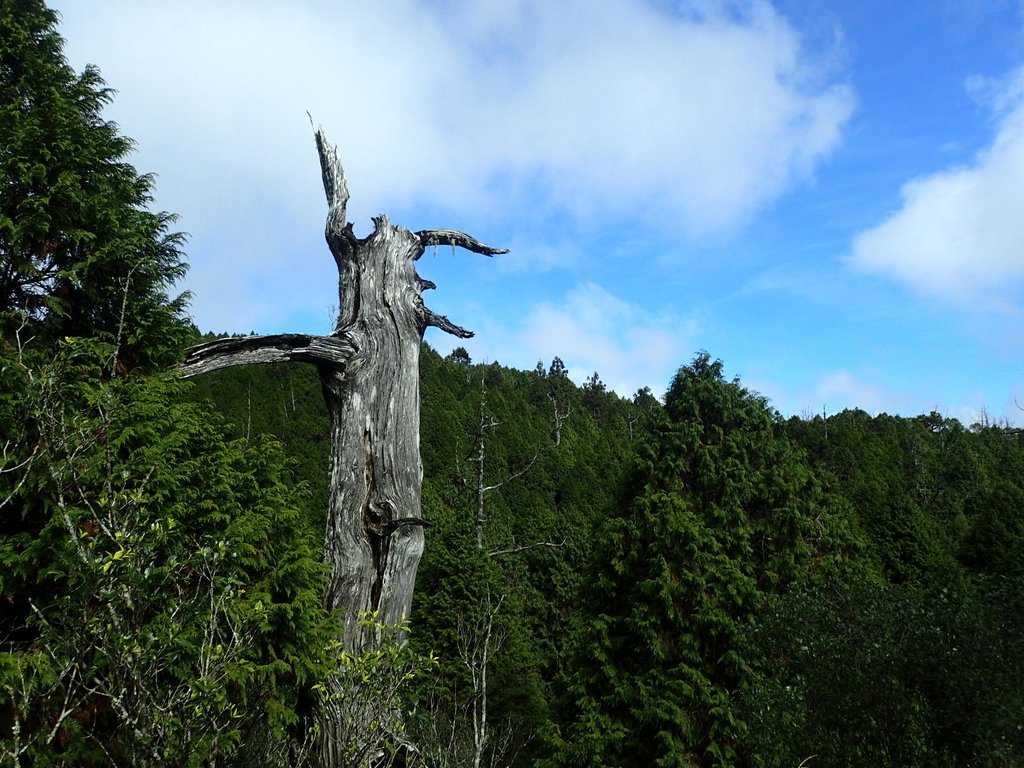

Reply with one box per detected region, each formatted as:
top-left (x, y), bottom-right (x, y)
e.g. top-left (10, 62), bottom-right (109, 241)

top-left (849, 66), bottom-right (1024, 311)
top-left (449, 282), bottom-right (697, 397)
top-left (753, 368), bottom-right (916, 421)
top-left (757, 367), bottom-right (1024, 428)
top-left (812, 370), bottom-right (901, 414)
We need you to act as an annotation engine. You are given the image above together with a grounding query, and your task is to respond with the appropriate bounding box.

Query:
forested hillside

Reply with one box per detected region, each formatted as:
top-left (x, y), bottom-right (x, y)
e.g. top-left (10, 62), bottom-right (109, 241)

top-left (3, 3), bottom-right (1024, 766)
top-left (188, 345), bottom-right (648, 766)
top-left (190, 347), bottom-right (1024, 767)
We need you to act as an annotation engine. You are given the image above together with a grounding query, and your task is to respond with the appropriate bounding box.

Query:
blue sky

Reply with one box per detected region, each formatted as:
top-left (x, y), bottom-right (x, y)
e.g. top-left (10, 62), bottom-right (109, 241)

top-left (51, 0), bottom-right (1024, 424)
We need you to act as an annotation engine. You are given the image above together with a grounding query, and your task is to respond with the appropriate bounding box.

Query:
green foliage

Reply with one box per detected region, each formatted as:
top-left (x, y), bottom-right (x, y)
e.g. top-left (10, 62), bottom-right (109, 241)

top-left (544, 353), bottom-right (857, 767)
top-left (0, 338), bottom-right (335, 766)
top-left (316, 612), bottom-right (436, 768)
top-left (959, 423), bottom-right (1024, 579)
top-left (0, 0), bottom-right (191, 371)
top-left (756, 410), bottom-right (1024, 767)
top-left (785, 410), bottom-right (979, 583)
top-left (196, 345), bottom-right (649, 766)
top-left (0, 10), bottom-right (338, 761)
top-left (415, 347), bottom-right (646, 766)
top-left (406, 496), bottom-right (546, 768)
top-left (186, 354), bottom-right (330, 530)
top-left (742, 574), bottom-right (1024, 767)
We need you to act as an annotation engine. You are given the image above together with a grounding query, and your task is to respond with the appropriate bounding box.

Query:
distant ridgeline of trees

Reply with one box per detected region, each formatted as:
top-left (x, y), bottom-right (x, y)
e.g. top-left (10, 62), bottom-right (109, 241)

top-left (3, 2), bottom-right (1024, 766)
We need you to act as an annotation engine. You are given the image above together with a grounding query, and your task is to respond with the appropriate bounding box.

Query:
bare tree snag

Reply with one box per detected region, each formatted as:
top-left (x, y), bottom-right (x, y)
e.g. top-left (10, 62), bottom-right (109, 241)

top-left (548, 391), bottom-right (572, 448)
top-left (179, 126), bottom-right (506, 765)
top-left (457, 377), bottom-right (536, 551)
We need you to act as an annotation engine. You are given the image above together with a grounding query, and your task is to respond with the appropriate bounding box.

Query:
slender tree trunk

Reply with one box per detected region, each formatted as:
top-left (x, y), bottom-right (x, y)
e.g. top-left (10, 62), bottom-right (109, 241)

top-left (471, 381), bottom-right (499, 551)
top-left (459, 377), bottom-right (538, 555)
top-left (179, 126), bottom-right (505, 766)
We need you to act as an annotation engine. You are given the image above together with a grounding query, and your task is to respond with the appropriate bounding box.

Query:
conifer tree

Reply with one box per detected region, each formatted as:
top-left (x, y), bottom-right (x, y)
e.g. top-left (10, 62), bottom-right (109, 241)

top-left (1, 342), bottom-right (334, 766)
top-left (0, 5), bottom-right (335, 763)
top-left (0, 0), bottom-right (190, 371)
top-left (546, 353), bottom-right (853, 767)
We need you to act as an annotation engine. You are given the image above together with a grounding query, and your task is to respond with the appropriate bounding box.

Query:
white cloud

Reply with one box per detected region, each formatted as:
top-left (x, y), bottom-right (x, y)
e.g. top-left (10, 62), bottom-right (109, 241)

top-left (811, 370), bottom-right (898, 414)
top-left (52, 0), bottom-right (851, 225)
top-left (849, 66), bottom-right (1024, 309)
top-left (759, 369), bottom-right (1024, 427)
top-left (451, 281), bottom-right (696, 397)
top-left (751, 368), bottom-right (909, 418)
top-left (50, 0), bottom-right (852, 334)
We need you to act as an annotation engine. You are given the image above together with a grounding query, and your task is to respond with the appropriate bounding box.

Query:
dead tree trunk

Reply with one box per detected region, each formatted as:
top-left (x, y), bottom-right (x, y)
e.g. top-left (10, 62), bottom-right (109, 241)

top-left (458, 376), bottom-right (536, 552)
top-left (179, 127), bottom-right (505, 765)
top-left (471, 380), bottom-right (501, 551)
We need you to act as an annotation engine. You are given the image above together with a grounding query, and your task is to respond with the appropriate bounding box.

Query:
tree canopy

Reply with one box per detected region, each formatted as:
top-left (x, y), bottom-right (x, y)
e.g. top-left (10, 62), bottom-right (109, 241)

top-left (0, 5), bottom-right (333, 764)
top-left (0, 0), bottom-right (190, 371)
top-left (542, 353), bottom-right (857, 767)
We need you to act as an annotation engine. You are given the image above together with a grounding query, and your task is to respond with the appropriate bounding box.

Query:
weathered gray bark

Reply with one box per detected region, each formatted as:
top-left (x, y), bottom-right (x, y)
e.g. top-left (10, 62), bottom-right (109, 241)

top-left (180, 127), bottom-right (505, 766)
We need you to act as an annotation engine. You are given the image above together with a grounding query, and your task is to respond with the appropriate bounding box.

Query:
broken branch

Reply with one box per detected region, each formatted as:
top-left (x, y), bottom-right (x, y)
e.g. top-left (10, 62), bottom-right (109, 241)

top-left (415, 229), bottom-right (508, 259)
top-left (422, 308), bottom-right (474, 339)
top-left (488, 539), bottom-right (567, 558)
top-left (179, 333), bottom-right (357, 378)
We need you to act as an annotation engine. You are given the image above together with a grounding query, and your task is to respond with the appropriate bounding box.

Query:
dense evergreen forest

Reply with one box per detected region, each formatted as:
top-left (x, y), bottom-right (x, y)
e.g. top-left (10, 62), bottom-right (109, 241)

top-left (189, 345), bottom-right (1024, 768)
top-left (3, 3), bottom-right (1024, 766)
